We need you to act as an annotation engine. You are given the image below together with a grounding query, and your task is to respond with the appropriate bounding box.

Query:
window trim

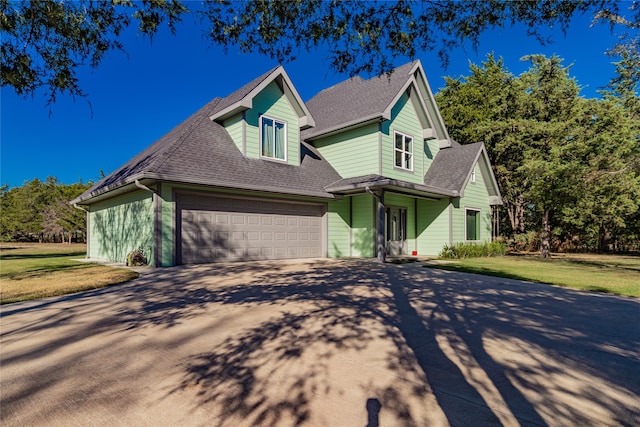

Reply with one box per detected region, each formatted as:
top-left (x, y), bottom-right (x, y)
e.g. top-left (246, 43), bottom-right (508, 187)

top-left (393, 130), bottom-right (414, 172)
top-left (259, 115), bottom-right (288, 162)
top-left (465, 207), bottom-right (481, 242)
top-left (470, 167), bottom-right (476, 184)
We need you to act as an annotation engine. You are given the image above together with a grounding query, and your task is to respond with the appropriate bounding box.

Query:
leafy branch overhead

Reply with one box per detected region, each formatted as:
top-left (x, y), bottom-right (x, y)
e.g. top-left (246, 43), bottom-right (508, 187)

top-left (1, 0), bottom-right (635, 104)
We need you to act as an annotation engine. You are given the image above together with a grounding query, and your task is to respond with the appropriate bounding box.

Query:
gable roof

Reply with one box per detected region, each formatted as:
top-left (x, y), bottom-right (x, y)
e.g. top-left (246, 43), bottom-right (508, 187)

top-left (72, 98), bottom-right (341, 205)
top-left (209, 65), bottom-right (315, 129)
top-left (302, 60), bottom-right (450, 143)
top-left (302, 61), bottom-right (416, 140)
top-left (424, 142), bottom-right (502, 205)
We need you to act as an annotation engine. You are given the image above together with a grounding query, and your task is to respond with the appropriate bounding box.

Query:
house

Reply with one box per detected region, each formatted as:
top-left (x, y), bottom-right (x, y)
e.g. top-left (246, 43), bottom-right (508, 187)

top-left (71, 61), bottom-right (502, 266)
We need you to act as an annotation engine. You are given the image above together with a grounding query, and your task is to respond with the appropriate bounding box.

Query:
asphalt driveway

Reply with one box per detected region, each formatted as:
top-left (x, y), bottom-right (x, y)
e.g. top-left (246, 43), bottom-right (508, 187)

top-left (1, 259), bottom-right (638, 426)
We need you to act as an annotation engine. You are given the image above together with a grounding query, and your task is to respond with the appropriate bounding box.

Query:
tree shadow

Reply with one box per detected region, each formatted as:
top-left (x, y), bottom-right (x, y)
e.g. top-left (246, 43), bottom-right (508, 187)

top-left (1, 260), bottom-right (638, 426)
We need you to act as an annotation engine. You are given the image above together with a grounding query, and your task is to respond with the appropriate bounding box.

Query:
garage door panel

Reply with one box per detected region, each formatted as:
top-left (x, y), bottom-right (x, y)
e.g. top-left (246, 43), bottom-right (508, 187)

top-left (178, 194), bottom-right (324, 264)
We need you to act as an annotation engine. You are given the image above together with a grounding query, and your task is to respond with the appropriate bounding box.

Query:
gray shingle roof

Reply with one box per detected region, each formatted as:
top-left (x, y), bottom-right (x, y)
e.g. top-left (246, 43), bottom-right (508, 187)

top-left (325, 174), bottom-right (458, 198)
top-left (302, 61), bottom-right (418, 139)
top-left (73, 97), bottom-right (342, 204)
top-left (423, 142), bottom-right (482, 193)
top-left (208, 66), bottom-right (280, 118)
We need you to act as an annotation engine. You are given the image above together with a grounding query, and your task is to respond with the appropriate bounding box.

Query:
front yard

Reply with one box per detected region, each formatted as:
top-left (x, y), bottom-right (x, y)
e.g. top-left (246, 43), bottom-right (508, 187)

top-left (428, 252), bottom-right (640, 297)
top-left (0, 243), bottom-right (138, 304)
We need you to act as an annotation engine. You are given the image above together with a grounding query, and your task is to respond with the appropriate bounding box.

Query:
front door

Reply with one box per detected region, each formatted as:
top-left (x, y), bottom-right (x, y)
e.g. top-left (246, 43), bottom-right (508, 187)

top-left (386, 207), bottom-right (407, 256)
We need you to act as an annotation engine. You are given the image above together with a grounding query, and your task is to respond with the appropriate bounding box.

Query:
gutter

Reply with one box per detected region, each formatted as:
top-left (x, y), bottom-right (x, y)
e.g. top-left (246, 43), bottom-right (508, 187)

top-left (135, 179), bottom-right (157, 194)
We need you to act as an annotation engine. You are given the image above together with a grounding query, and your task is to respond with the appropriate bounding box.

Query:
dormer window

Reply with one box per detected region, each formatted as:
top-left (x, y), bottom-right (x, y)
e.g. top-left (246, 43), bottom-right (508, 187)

top-left (394, 131), bottom-right (413, 171)
top-left (261, 115), bottom-right (287, 161)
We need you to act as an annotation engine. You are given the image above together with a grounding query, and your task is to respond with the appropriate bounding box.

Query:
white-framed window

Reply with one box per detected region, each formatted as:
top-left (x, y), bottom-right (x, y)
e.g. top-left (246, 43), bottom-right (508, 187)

top-left (470, 167), bottom-right (476, 184)
top-left (465, 208), bottom-right (481, 241)
top-left (260, 115), bottom-right (287, 161)
top-left (394, 131), bottom-right (413, 171)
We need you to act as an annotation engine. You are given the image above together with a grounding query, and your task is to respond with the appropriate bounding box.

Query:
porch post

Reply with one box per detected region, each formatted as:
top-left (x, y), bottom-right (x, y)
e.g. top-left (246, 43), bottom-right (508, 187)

top-left (377, 190), bottom-right (386, 263)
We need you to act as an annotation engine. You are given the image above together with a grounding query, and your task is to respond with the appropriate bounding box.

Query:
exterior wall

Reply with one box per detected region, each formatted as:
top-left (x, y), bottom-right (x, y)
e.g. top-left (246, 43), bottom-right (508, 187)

top-left (246, 80), bottom-right (300, 166)
top-left (88, 190), bottom-right (154, 263)
top-left (424, 138), bottom-right (440, 172)
top-left (222, 114), bottom-right (244, 154)
top-left (452, 162), bottom-right (492, 243)
top-left (160, 184), bottom-right (175, 267)
top-left (327, 198), bottom-right (351, 257)
top-left (381, 93), bottom-right (425, 184)
top-left (416, 198), bottom-right (450, 256)
top-left (351, 193), bottom-right (375, 257)
top-left (384, 192), bottom-right (416, 252)
top-left (313, 123), bottom-right (379, 178)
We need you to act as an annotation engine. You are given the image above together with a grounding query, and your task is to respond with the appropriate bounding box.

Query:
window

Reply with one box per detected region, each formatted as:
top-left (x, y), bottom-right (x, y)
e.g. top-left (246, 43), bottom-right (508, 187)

top-left (394, 132), bottom-right (413, 171)
top-left (466, 209), bottom-right (481, 241)
top-left (470, 167), bottom-right (476, 184)
top-left (261, 116), bottom-right (286, 160)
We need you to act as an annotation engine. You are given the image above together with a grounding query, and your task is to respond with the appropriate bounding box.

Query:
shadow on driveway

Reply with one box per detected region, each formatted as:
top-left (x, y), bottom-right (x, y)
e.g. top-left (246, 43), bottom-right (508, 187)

top-left (1, 260), bottom-right (639, 426)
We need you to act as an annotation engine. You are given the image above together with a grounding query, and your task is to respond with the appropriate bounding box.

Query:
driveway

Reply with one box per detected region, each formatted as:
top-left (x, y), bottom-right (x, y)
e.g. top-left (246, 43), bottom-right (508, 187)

top-left (1, 259), bottom-right (638, 426)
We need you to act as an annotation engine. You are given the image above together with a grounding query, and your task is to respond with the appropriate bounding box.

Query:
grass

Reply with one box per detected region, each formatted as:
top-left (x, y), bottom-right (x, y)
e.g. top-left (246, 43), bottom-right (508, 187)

top-left (428, 252), bottom-right (640, 298)
top-left (0, 243), bottom-right (139, 304)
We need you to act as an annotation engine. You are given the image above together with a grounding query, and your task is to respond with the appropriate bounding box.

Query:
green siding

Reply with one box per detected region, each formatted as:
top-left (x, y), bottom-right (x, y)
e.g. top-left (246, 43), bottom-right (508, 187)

top-left (453, 163), bottom-right (492, 243)
top-left (327, 198), bottom-right (350, 257)
top-left (160, 184), bottom-right (175, 267)
top-left (424, 138), bottom-right (440, 169)
top-left (351, 194), bottom-right (374, 257)
top-left (381, 93), bottom-right (425, 184)
top-left (88, 190), bottom-right (153, 263)
top-left (222, 114), bottom-right (244, 154)
top-left (416, 198), bottom-right (450, 256)
top-left (246, 80), bottom-right (300, 166)
top-left (313, 123), bottom-right (379, 178)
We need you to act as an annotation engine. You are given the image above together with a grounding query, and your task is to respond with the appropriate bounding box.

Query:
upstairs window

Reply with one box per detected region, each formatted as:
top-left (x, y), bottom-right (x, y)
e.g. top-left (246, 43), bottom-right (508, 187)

top-left (394, 131), bottom-right (413, 171)
top-left (470, 167), bottom-right (476, 184)
top-left (261, 116), bottom-right (286, 161)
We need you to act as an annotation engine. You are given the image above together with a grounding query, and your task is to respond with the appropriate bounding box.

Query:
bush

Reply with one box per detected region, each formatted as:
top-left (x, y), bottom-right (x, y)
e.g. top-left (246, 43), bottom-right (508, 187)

top-left (126, 248), bottom-right (148, 266)
top-left (439, 241), bottom-right (506, 259)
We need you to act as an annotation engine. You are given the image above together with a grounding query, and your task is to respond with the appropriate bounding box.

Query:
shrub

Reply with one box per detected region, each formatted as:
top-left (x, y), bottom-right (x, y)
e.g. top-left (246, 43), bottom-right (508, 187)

top-left (439, 241), bottom-right (506, 259)
top-left (126, 247), bottom-right (148, 266)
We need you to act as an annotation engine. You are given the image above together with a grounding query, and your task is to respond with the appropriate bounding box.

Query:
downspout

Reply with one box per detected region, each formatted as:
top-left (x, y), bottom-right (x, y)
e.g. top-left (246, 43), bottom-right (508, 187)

top-left (135, 179), bottom-right (156, 194)
top-left (448, 197), bottom-right (453, 246)
top-left (366, 187), bottom-right (386, 263)
top-left (73, 203), bottom-right (89, 258)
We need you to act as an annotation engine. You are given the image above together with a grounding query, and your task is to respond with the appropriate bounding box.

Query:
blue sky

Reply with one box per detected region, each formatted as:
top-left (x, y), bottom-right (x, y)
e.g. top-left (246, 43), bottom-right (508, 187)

top-left (0, 9), bottom-right (623, 188)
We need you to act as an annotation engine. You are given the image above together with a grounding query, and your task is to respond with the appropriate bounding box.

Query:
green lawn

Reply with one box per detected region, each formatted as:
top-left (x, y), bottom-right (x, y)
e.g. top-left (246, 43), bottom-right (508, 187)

top-left (0, 243), bottom-right (139, 304)
top-left (428, 253), bottom-right (640, 297)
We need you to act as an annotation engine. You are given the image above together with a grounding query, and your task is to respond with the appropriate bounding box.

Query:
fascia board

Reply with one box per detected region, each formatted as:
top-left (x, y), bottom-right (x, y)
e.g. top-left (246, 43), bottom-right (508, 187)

top-left (326, 177), bottom-right (458, 198)
top-left (279, 70), bottom-right (316, 128)
top-left (412, 62), bottom-right (451, 141)
top-left (210, 66), bottom-right (316, 128)
top-left (478, 144), bottom-right (503, 201)
top-left (305, 114), bottom-right (382, 141)
top-left (143, 172), bottom-right (339, 200)
top-left (71, 172), bottom-right (153, 205)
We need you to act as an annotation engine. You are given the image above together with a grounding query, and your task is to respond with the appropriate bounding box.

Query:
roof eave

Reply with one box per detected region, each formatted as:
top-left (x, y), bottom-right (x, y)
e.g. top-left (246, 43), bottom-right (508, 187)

top-left (326, 177), bottom-right (458, 199)
top-left (304, 114), bottom-right (384, 141)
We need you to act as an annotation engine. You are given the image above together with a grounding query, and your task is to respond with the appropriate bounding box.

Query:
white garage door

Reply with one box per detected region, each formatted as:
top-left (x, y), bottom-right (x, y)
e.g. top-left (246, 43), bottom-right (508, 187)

top-left (177, 193), bottom-right (325, 264)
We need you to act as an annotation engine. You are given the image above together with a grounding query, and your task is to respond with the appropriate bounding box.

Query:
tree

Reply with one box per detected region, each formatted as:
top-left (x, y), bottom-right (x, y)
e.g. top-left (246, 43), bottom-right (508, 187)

top-left (437, 54), bottom-right (640, 256)
top-left (436, 55), bottom-right (530, 237)
top-left (1, 0), bottom-right (623, 104)
top-left (0, 177), bottom-right (91, 242)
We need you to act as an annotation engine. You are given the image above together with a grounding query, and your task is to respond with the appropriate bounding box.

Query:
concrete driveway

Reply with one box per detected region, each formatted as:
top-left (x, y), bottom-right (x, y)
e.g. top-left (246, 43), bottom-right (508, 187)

top-left (1, 259), bottom-right (638, 426)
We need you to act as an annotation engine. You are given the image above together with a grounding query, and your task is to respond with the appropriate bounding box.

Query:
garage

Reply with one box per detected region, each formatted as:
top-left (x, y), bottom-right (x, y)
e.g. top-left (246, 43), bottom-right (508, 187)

top-left (177, 192), bottom-right (325, 264)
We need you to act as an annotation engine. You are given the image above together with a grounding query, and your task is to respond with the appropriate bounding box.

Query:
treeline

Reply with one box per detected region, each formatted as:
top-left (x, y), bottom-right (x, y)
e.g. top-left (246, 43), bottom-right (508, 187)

top-left (0, 177), bottom-right (92, 243)
top-left (437, 54), bottom-right (640, 255)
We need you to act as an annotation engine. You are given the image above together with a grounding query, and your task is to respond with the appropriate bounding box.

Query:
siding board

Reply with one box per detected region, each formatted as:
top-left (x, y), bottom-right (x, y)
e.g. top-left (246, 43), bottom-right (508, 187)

top-left (88, 190), bottom-right (154, 263)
